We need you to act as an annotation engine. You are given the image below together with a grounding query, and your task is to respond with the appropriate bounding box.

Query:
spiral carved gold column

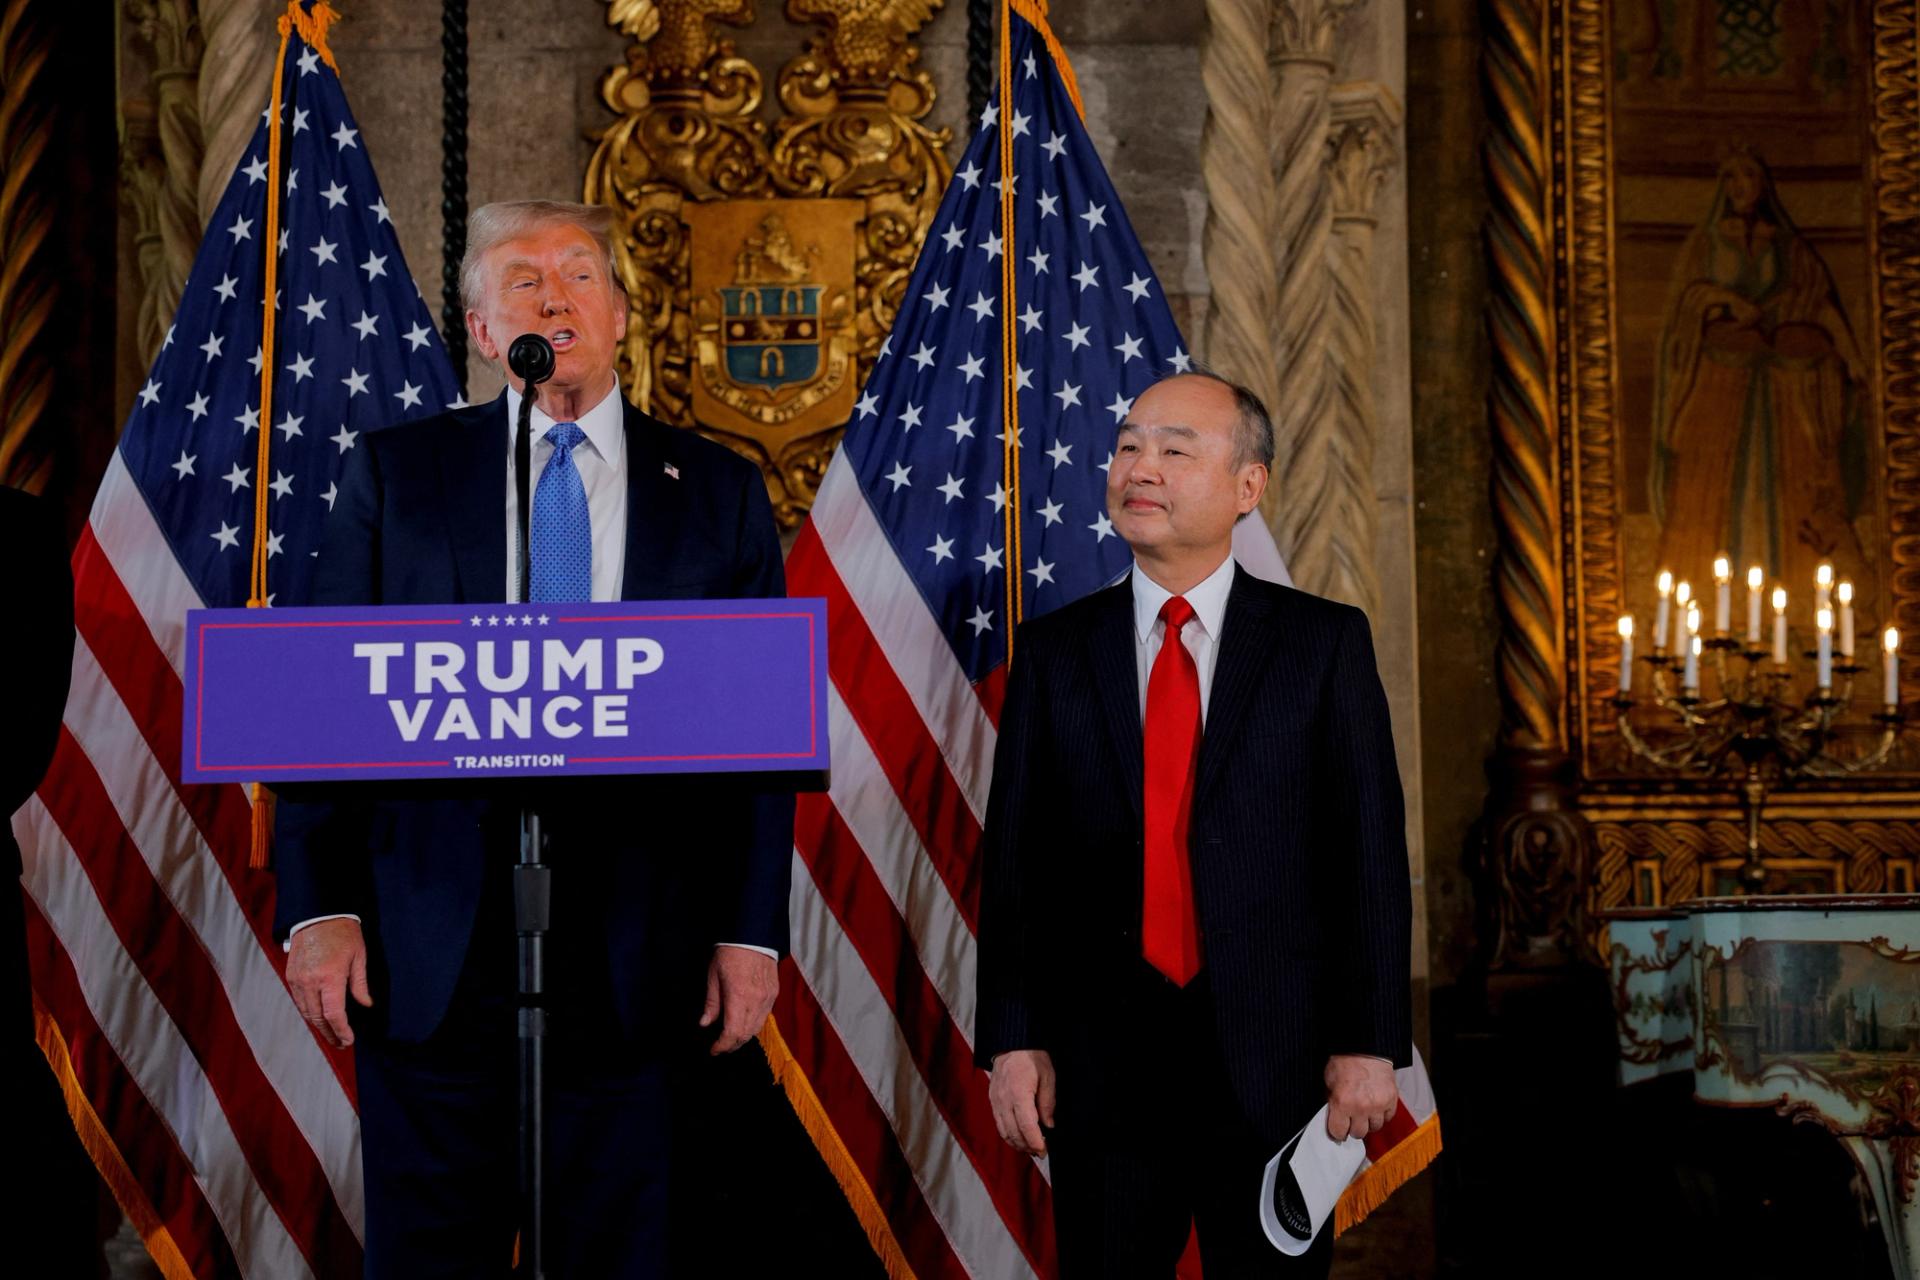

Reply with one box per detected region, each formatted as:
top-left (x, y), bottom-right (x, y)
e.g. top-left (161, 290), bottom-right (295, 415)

top-left (0, 0), bottom-right (55, 492)
top-left (124, 0), bottom-right (204, 365)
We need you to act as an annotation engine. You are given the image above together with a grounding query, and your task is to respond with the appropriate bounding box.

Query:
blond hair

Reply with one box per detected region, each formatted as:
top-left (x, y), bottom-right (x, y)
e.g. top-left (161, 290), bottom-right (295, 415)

top-left (460, 200), bottom-right (619, 312)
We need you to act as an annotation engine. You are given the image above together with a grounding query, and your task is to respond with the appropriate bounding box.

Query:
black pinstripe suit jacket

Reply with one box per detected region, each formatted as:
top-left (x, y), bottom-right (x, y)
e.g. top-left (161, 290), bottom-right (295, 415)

top-left (974, 565), bottom-right (1412, 1146)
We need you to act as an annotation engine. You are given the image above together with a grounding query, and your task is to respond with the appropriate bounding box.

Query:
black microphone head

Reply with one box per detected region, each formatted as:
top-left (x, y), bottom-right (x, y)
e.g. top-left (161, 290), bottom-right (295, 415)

top-left (507, 333), bottom-right (556, 386)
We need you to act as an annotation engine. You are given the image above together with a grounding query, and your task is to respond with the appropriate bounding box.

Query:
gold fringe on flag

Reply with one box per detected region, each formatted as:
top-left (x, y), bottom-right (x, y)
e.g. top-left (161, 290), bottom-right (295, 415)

top-left (1333, 1113), bottom-right (1442, 1236)
top-left (1007, 0), bottom-right (1084, 122)
top-left (759, 1017), bottom-right (919, 1280)
top-left (34, 1003), bottom-right (197, 1280)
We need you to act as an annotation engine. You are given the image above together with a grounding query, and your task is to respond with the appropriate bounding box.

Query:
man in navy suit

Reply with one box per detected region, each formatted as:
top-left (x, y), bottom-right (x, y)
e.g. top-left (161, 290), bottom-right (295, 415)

top-left (976, 373), bottom-right (1412, 1278)
top-left (274, 200), bottom-right (793, 1278)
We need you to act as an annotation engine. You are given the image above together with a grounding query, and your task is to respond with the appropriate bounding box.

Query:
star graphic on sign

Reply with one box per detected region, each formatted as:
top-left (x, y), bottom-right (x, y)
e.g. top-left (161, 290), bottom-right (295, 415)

top-left (1028, 247), bottom-right (1050, 275)
top-left (967, 292), bottom-right (995, 322)
top-left (265, 531), bottom-right (285, 559)
top-left (958, 353), bottom-right (985, 382)
top-left (200, 333), bottom-right (224, 362)
top-left (899, 402), bottom-right (924, 431)
top-left (471, 615), bottom-right (484, 627)
top-left (227, 215), bottom-right (253, 243)
top-left (1037, 191), bottom-right (1059, 219)
top-left (395, 380), bottom-right (424, 408)
top-left (291, 108), bottom-right (310, 134)
top-left (235, 405), bottom-right (259, 434)
top-left (924, 282), bottom-right (950, 311)
top-left (1114, 332), bottom-right (1144, 362)
top-left (213, 274), bottom-right (239, 302)
top-left (1053, 382), bottom-right (1082, 411)
top-left (211, 521), bottom-right (241, 551)
top-left (1073, 262), bottom-right (1100, 291)
top-left (987, 482), bottom-right (1010, 513)
top-left (331, 424), bottom-right (359, 453)
top-left (981, 231), bottom-right (1004, 261)
top-left (1042, 132), bottom-right (1067, 161)
top-left (297, 294), bottom-right (327, 323)
top-left (404, 323), bottom-right (432, 351)
top-left (909, 342), bottom-right (937, 371)
top-left (1079, 203), bottom-right (1108, 232)
top-left (1124, 273), bottom-right (1153, 303)
top-left (1019, 304), bottom-right (1044, 334)
top-left (223, 462), bottom-right (250, 492)
top-left (937, 474), bottom-right (965, 503)
top-left (286, 353), bottom-right (315, 382)
top-left (974, 542), bottom-right (1003, 573)
top-left (945, 413), bottom-right (975, 442)
top-left (351, 311), bottom-right (379, 340)
top-left (171, 451), bottom-right (196, 480)
top-left (276, 411), bottom-right (305, 440)
top-left (334, 122), bottom-right (359, 150)
top-left (957, 162), bottom-right (981, 190)
top-left (138, 379), bottom-right (161, 407)
top-left (269, 471), bottom-right (294, 499)
top-left (1037, 498), bottom-right (1064, 526)
top-left (311, 236), bottom-right (339, 266)
top-left (855, 389), bottom-right (878, 419)
top-left (1169, 347), bottom-right (1193, 372)
top-left (1048, 440), bottom-right (1074, 467)
top-left (186, 392), bottom-right (210, 421)
top-left (537, 614), bottom-right (551, 626)
top-left (886, 462), bottom-right (912, 491)
top-left (243, 155), bottom-right (268, 185)
top-left (342, 368), bottom-right (370, 396)
top-left (370, 197), bottom-right (390, 224)
top-left (297, 46), bottom-right (320, 75)
top-left (361, 252), bottom-right (388, 281)
top-left (505, 615), bottom-right (518, 627)
top-left (488, 615), bottom-right (500, 626)
top-left (323, 482), bottom-right (339, 511)
top-left (928, 533), bottom-right (955, 563)
top-left (941, 224), bottom-right (966, 252)
top-left (1107, 391), bottom-right (1136, 422)
top-left (321, 180), bottom-right (348, 209)
top-left (522, 615), bottom-right (534, 626)
top-left (968, 605), bottom-right (994, 635)
top-left (1089, 511), bottom-right (1115, 541)
top-left (1028, 558), bottom-right (1056, 586)
top-left (1064, 322), bottom-right (1091, 351)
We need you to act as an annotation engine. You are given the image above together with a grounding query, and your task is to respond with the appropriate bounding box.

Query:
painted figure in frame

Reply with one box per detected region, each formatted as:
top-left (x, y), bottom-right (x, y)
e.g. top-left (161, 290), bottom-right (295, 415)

top-left (1650, 150), bottom-right (1871, 600)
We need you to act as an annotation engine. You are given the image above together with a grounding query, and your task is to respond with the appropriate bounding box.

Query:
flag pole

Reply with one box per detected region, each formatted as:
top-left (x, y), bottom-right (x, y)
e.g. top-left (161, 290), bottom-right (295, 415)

top-left (997, 0), bottom-right (1021, 656)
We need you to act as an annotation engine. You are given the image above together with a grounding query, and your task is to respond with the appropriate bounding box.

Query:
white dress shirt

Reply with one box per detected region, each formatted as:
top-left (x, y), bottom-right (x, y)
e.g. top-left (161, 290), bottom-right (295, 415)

top-left (290, 385), bottom-right (774, 961)
top-left (1131, 554), bottom-right (1237, 724)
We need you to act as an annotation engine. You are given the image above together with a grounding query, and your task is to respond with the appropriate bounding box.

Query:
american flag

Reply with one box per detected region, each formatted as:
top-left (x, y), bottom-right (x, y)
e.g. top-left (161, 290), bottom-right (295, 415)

top-left (16, 9), bottom-right (458, 1276)
top-left (771, 6), bottom-right (1287, 1277)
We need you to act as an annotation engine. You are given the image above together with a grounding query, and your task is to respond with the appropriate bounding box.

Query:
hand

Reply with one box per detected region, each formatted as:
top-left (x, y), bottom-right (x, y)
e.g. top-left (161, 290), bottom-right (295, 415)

top-left (285, 919), bottom-right (372, 1050)
top-left (988, 1049), bottom-right (1056, 1156)
top-left (1324, 1054), bottom-right (1398, 1142)
top-left (700, 946), bottom-right (778, 1055)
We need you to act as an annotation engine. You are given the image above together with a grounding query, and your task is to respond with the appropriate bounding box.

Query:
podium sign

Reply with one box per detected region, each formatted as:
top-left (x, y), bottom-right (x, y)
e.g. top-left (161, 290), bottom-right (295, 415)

top-left (180, 599), bottom-right (828, 782)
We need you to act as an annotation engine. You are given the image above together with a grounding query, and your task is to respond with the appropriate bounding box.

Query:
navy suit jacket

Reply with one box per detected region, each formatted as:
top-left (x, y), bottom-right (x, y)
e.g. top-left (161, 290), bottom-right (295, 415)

top-left (272, 393), bottom-right (795, 1044)
top-left (975, 568), bottom-right (1412, 1146)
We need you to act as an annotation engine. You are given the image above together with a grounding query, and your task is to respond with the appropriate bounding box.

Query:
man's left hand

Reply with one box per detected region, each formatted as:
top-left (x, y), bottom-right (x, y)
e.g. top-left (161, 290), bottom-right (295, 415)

top-left (1324, 1054), bottom-right (1398, 1142)
top-left (700, 946), bottom-right (779, 1055)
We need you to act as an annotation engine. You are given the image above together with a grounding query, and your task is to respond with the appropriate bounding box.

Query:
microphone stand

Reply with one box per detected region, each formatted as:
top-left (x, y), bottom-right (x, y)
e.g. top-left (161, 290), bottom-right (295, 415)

top-left (513, 370), bottom-right (550, 1279)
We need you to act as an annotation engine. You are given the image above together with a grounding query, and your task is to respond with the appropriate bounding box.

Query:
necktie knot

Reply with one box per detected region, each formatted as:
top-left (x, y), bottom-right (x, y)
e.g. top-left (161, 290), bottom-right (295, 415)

top-left (545, 421), bottom-right (584, 453)
top-left (1160, 595), bottom-right (1196, 634)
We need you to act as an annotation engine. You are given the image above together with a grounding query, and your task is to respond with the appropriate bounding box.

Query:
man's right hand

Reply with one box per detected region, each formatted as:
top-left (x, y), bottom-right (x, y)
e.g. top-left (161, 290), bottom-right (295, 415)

top-left (285, 918), bottom-right (373, 1049)
top-left (988, 1049), bottom-right (1056, 1157)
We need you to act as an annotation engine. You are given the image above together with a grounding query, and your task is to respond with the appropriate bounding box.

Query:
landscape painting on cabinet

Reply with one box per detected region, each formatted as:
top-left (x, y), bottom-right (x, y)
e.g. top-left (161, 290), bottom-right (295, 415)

top-left (1705, 939), bottom-right (1920, 1093)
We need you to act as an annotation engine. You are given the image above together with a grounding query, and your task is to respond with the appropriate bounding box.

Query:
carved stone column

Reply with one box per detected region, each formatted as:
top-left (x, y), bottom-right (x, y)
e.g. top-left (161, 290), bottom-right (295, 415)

top-left (195, 0), bottom-right (274, 229)
top-left (123, 0), bottom-right (203, 364)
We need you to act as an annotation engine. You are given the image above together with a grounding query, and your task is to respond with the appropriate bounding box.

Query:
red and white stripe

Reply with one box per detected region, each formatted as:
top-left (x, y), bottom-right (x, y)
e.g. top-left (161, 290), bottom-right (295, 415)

top-left (19, 451), bottom-right (365, 1277)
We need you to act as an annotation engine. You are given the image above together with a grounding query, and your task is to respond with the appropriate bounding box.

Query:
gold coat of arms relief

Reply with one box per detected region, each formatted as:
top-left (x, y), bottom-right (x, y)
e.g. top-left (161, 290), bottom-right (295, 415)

top-left (585, 0), bottom-right (953, 528)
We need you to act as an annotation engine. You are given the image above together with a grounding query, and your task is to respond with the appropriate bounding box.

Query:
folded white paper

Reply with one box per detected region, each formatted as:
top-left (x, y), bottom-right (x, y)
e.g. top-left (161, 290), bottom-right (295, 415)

top-left (1257, 1105), bottom-right (1368, 1256)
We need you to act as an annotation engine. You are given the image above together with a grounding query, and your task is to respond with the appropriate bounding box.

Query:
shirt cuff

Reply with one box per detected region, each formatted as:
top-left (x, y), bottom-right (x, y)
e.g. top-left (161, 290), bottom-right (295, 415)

top-left (717, 942), bottom-right (778, 961)
top-left (285, 913), bottom-right (362, 953)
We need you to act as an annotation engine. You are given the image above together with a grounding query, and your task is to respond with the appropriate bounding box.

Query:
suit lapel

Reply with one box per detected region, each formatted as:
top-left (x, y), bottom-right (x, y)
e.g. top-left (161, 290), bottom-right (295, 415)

top-left (618, 401), bottom-right (688, 599)
top-left (1195, 567), bottom-right (1278, 805)
top-left (440, 393), bottom-right (509, 603)
top-left (1087, 583), bottom-right (1145, 823)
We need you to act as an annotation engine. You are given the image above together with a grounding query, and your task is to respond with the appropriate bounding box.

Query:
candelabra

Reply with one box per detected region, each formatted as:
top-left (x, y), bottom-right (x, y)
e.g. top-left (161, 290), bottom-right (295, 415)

top-left (1616, 558), bottom-right (1904, 892)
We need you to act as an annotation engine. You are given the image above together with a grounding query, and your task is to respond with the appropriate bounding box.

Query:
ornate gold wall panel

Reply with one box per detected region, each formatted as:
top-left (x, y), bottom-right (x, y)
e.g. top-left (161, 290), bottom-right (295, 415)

top-left (584, 0), bottom-right (952, 528)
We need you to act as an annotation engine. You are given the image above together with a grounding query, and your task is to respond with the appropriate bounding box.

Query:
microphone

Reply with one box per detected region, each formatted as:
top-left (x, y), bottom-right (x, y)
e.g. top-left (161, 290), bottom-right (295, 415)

top-left (509, 333), bottom-right (554, 604)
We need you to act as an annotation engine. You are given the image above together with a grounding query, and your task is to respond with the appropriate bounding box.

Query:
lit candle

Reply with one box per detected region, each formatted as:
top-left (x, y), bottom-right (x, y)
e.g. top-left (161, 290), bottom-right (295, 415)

top-left (1684, 634), bottom-right (1701, 693)
top-left (1837, 580), bottom-right (1855, 659)
top-left (1617, 616), bottom-right (1634, 693)
top-left (1714, 555), bottom-right (1732, 635)
top-left (1773, 587), bottom-right (1789, 665)
top-left (1655, 571), bottom-right (1673, 651)
top-left (1816, 562), bottom-right (1833, 613)
top-left (1886, 627), bottom-right (1901, 708)
top-left (1817, 606), bottom-right (1834, 690)
top-left (1746, 566), bottom-right (1764, 644)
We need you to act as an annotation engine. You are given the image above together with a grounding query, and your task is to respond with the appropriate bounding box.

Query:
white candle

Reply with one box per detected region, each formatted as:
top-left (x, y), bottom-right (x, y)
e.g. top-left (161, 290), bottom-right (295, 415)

top-left (1617, 616), bottom-right (1634, 693)
top-left (1655, 571), bottom-right (1673, 651)
top-left (1816, 562), bottom-right (1833, 614)
top-left (1773, 587), bottom-right (1789, 665)
top-left (1746, 566), bottom-right (1763, 644)
top-left (1714, 555), bottom-right (1731, 635)
top-left (1837, 581), bottom-right (1855, 658)
top-left (1886, 627), bottom-right (1901, 707)
top-left (1684, 635), bottom-right (1701, 693)
top-left (1817, 606), bottom-right (1833, 690)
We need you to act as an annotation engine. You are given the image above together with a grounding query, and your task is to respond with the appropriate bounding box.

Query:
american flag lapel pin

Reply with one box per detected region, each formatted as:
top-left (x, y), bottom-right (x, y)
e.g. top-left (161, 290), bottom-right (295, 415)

top-left (663, 462), bottom-right (680, 480)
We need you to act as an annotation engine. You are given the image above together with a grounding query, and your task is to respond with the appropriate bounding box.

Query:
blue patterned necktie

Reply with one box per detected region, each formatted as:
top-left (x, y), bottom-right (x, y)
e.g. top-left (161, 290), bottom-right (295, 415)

top-left (530, 421), bottom-right (592, 601)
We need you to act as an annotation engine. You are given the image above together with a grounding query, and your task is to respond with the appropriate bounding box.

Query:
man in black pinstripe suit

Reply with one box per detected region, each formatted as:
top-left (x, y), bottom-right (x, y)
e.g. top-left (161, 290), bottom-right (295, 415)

top-left (976, 373), bottom-right (1412, 1278)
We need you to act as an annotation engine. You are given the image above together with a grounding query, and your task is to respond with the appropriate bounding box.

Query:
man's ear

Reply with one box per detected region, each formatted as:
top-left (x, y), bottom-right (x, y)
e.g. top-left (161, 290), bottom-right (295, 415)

top-left (1238, 462), bottom-right (1269, 516)
top-left (467, 309), bottom-right (497, 363)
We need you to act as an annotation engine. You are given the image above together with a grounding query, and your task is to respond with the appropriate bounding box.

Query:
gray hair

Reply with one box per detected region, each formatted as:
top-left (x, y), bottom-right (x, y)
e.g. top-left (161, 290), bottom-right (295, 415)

top-left (1157, 367), bottom-right (1276, 472)
top-left (460, 200), bottom-right (620, 313)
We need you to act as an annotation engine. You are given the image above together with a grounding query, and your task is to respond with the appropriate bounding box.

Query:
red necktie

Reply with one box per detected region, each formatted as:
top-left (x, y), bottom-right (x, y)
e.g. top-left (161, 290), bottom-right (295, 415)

top-left (1143, 595), bottom-right (1203, 985)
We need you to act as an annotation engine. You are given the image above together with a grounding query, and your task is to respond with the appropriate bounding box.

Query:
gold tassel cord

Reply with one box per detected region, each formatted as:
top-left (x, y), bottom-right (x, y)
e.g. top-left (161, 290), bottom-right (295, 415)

top-left (997, 0), bottom-right (1020, 650)
top-left (1332, 1114), bottom-right (1442, 1236)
